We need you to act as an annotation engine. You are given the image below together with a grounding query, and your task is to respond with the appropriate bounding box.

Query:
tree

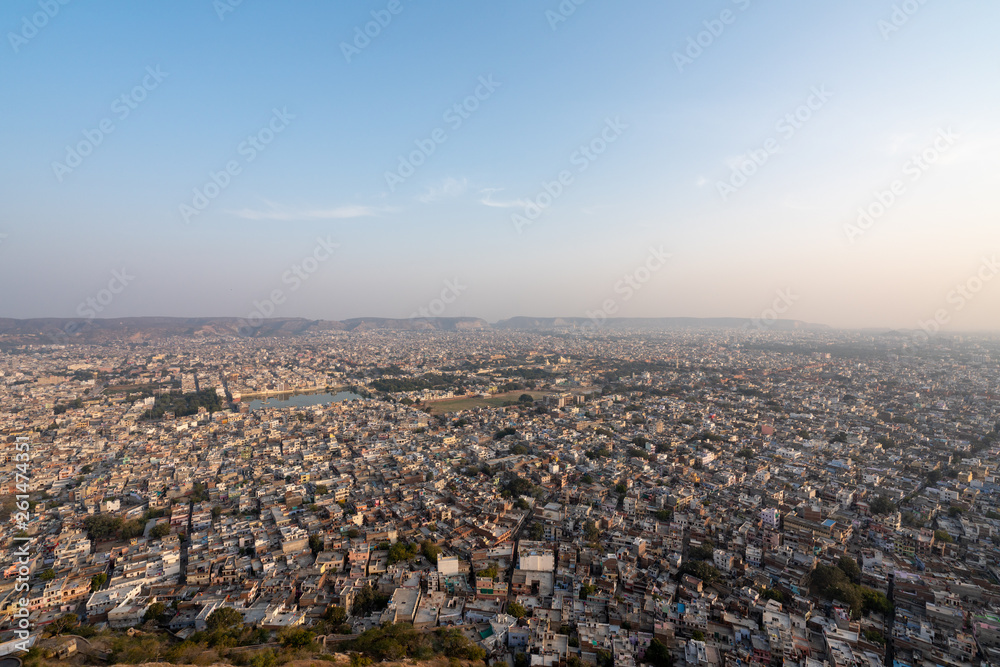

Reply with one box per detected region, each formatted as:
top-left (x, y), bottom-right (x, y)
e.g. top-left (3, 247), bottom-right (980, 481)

top-left (863, 629), bottom-right (885, 645)
top-left (837, 556), bottom-right (861, 583)
top-left (934, 529), bottom-right (953, 544)
top-left (39, 568), bottom-right (55, 581)
top-left (518, 394), bottom-right (534, 403)
top-left (584, 519), bottom-right (600, 542)
top-left (508, 602), bottom-right (527, 618)
top-left (529, 523), bottom-right (544, 540)
top-left (144, 602), bottom-right (166, 624)
top-left (309, 534), bottom-right (323, 555)
top-left (421, 540), bottom-right (441, 563)
top-left (315, 484), bottom-right (328, 495)
top-left (121, 519), bottom-right (146, 540)
top-left (352, 582), bottom-right (388, 616)
top-left (279, 627), bottom-right (315, 649)
top-left (83, 513), bottom-right (122, 541)
top-left (45, 613), bottom-right (79, 637)
top-left (324, 605), bottom-right (348, 625)
top-left (581, 474), bottom-right (594, 484)
top-left (646, 638), bottom-right (673, 667)
top-left (692, 630), bottom-right (705, 641)
top-left (761, 588), bottom-right (786, 604)
top-left (679, 561), bottom-right (721, 584)
top-left (688, 545), bottom-right (714, 561)
top-left (205, 607), bottom-right (243, 633)
top-left (91, 573), bottom-right (107, 592)
top-left (869, 495), bottom-right (896, 516)
top-left (150, 523), bottom-right (171, 539)
top-left (738, 447), bottom-right (754, 459)
top-left (388, 541), bottom-right (418, 564)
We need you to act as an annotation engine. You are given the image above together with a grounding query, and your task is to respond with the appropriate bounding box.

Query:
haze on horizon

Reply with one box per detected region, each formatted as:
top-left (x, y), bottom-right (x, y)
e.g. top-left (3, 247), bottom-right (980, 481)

top-left (1, 1), bottom-right (999, 332)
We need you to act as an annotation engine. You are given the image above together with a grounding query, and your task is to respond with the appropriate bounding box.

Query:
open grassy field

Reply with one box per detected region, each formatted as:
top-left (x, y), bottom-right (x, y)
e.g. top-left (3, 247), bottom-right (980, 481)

top-left (424, 390), bottom-right (550, 413)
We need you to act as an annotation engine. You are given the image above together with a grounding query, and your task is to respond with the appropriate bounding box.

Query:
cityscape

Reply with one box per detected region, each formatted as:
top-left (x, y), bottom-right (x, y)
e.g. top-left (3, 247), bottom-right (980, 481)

top-left (2, 1), bottom-right (999, 666)
top-left (0, 321), bottom-right (998, 666)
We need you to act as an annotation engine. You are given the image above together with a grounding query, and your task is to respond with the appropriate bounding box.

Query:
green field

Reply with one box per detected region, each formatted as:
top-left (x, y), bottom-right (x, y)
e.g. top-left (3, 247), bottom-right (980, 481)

top-left (424, 390), bottom-right (550, 413)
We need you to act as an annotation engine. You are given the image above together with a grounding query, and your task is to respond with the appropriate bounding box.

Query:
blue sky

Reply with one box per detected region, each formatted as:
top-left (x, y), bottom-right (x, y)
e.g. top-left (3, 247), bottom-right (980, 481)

top-left (1, 0), bottom-right (999, 330)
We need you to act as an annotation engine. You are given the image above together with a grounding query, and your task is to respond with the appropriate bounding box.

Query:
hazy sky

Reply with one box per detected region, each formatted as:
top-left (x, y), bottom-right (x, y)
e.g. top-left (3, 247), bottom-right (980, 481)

top-left (2, 1), bottom-right (999, 330)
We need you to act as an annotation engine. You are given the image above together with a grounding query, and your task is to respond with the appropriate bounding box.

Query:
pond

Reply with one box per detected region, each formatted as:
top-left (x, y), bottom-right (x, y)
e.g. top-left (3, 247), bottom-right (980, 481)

top-left (245, 390), bottom-right (362, 410)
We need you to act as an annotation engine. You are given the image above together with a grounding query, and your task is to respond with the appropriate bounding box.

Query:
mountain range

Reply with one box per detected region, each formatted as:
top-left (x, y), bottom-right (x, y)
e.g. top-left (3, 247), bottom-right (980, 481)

top-left (0, 315), bottom-right (830, 343)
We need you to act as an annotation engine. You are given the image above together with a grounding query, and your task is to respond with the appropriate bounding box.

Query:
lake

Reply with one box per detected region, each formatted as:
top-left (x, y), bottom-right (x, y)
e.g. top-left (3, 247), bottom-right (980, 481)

top-left (245, 390), bottom-right (362, 410)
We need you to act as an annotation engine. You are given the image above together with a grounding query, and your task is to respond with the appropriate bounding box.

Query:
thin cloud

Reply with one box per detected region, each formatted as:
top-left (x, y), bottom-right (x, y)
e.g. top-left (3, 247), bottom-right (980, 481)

top-left (418, 177), bottom-right (468, 204)
top-left (228, 200), bottom-right (383, 221)
top-left (479, 187), bottom-right (530, 209)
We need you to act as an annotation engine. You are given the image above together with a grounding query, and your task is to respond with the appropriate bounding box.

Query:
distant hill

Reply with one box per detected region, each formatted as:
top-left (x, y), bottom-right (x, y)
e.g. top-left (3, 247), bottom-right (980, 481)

top-left (0, 316), bottom-right (491, 342)
top-left (0, 314), bottom-right (828, 343)
top-left (494, 316), bottom-right (830, 331)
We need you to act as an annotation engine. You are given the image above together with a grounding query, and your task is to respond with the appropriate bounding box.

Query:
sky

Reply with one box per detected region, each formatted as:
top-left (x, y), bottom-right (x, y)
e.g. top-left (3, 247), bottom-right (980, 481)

top-left (1, 0), bottom-right (999, 331)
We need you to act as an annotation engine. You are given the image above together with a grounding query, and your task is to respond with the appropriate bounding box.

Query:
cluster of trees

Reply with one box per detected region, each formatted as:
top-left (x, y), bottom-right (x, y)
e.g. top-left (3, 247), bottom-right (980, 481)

top-left (322, 605), bottom-right (352, 635)
top-left (494, 367), bottom-right (550, 380)
top-left (53, 398), bottom-right (84, 414)
top-left (934, 529), bottom-right (953, 544)
top-left (627, 447), bottom-right (650, 461)
top-left (387, 541), bottom-right (419, 564)
top-left (502, 475), bottom-right (544, 500)
top-left (808, 562), bottom-right (892, 619)
top-left (869, 495), bottom-right (897, 515)
top-left (679, 560), bottom-right (721, 584)
top-left (370, 373), bottom-right (464, 393)
top-left (653, 509), bottom-right (673, 522)
top-left (688, 541), bottom-right (715, 561)
top-left (351, 582), bottom-right (390, 617)
top-left (761, 588), bottom-right (786, 604)
top-left (141, 389), bottom-right (223, 420)
top-left (346, 623), bottom-right (485, 662)
top-left (494, 426), bottom-right (517, 440)
top-left (84, 511), bottom-right (173, 543)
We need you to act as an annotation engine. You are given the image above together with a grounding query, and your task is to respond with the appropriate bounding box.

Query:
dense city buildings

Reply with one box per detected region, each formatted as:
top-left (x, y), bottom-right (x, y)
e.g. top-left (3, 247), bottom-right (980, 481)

top-left (1, 325), bottom-right (999, 666)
